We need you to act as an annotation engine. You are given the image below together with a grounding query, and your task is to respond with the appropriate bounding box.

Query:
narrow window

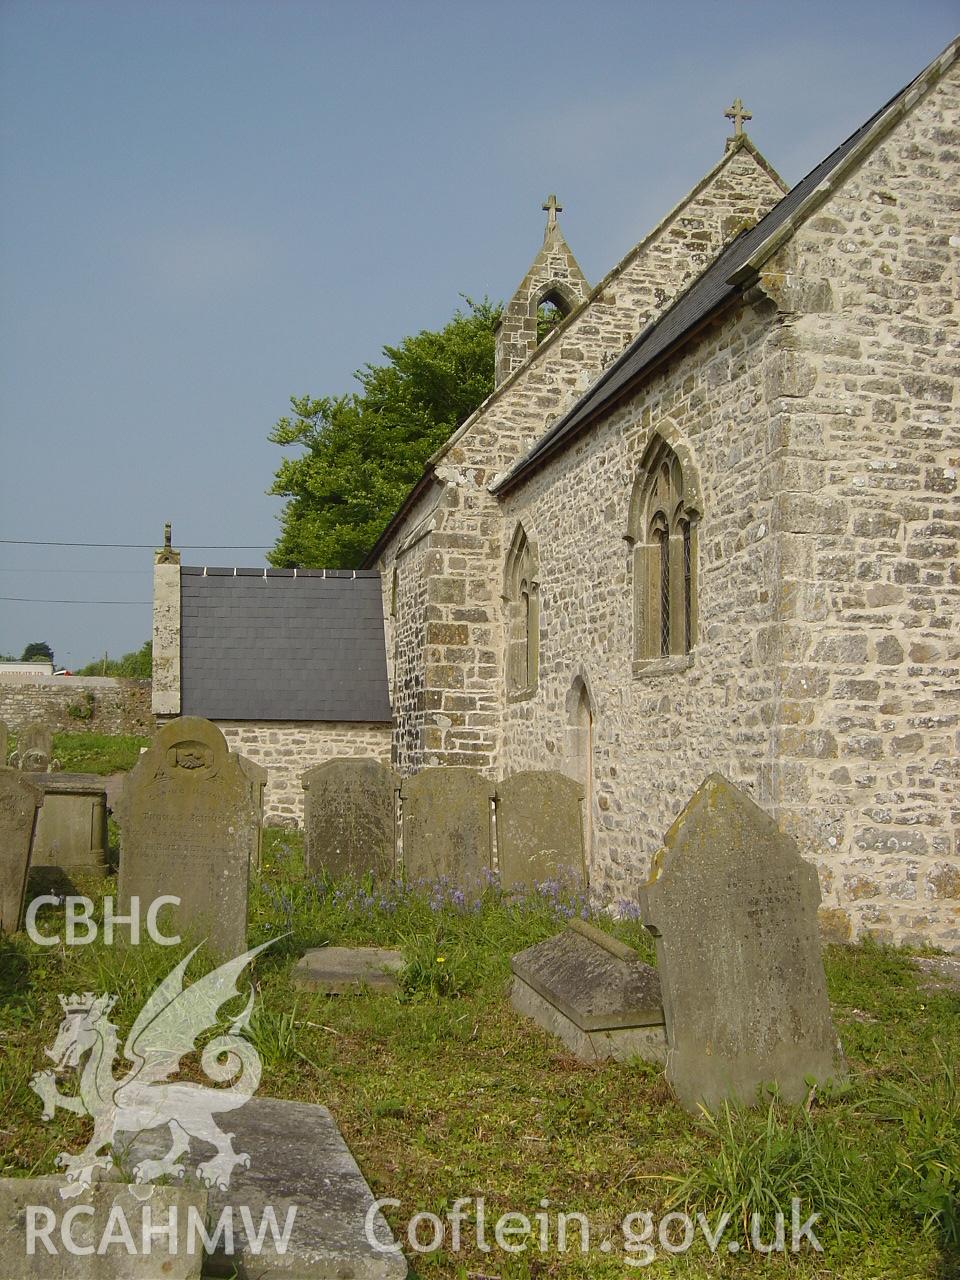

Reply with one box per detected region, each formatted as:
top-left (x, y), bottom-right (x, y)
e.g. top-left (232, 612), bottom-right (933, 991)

top-left (505, 524), bottom-right (539, 699)
top-left (527, 586), bottom-right (535, 691)
top-left (681, 519), bottom-right (692, 654)
top-left (659, 529), bottom-right (670, 656)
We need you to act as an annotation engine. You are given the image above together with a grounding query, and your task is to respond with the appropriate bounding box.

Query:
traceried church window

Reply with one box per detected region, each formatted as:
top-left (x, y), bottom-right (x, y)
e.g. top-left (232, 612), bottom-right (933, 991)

top-left (504, 523), bottom-right (539, 699)
top-left (627, 435), bottom-right (699, 664)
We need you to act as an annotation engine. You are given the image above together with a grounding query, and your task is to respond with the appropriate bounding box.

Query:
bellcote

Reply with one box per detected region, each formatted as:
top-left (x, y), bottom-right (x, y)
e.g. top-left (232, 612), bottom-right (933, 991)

top-left (494, 195), bottom-right (590, 386)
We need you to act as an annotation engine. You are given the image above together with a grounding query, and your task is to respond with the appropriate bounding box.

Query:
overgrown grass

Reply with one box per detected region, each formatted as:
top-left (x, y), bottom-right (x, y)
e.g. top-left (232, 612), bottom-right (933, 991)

top-left (52, 731), bottom-right (149, 773)
top-left (5, 729), bottom-right (148, 774)
top-left (0, 828), bottom-right (956, 1278)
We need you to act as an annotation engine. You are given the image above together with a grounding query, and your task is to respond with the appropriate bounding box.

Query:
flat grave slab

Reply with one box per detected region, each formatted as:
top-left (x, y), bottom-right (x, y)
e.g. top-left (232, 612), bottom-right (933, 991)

top-left (293, 946), bottom-right (406, 995)
top-left (0, 1176), bottom-right (207, 1279)
top-left (511, 918), bottom-right (666, 1063)
top-left (118, 1095), bottom-right (407, 1279)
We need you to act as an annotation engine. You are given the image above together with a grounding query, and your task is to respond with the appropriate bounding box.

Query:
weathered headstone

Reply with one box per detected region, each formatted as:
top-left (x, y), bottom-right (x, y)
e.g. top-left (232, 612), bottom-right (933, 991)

top-left (0, 768), bottom-right (43, 933)
top-left (0, 1178), bottom-right (207, 1279)
top-left (511, 918), bottom-right (666, 1063)
top-left (400, 767), bottom-right (494, 887)
top-left (13, 722), bottom-right (55, 772)
top-left (235, 754), bottom-right (267, 871)
top-left (293, 946), bottom-right (405, 994)
top-left (118, 718), bottom-right (256, 959)
top-left (302, 758), bottom-right (398, 881)
top-left (24, 773), bottom-right (108, 875)
top-left (117, 1096), bottom-right (406, 1279)
top-left (639, 774), bottom-right (845, 1111)
top-left (496, 770), bottom-right (587, 892)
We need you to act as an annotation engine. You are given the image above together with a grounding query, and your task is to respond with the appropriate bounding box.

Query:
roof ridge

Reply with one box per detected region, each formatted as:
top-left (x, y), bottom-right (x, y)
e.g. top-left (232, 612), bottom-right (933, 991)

top-left (431, 133), bottom-right (787, 467)
top-left (492, 34), bottom-right (960, 494)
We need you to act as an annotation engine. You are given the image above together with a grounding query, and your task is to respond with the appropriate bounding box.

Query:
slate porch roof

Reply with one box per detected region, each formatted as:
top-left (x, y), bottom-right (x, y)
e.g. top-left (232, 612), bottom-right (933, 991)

top-left (491, 36), bottom-right (959, 494)
top-left (179, 567), bottom-right (392, 723)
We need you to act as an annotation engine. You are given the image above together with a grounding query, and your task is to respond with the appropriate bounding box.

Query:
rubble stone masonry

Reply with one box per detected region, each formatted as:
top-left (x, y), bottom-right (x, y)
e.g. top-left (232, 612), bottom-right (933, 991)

top-left (378, 54), bottom-right (959, 950)
top-left (499, 59), bottom-right (959, 949)
top-left (217, 721), bottom-right (391, 826)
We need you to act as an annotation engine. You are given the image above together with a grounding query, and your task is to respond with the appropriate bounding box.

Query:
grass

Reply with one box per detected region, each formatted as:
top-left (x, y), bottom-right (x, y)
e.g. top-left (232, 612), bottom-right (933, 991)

top-left (52, 731), bottom-right (149, 773)
top-left (6, 730), bottom-right (149, 773)
top-left (0, 827), bottom-right (957, 1278)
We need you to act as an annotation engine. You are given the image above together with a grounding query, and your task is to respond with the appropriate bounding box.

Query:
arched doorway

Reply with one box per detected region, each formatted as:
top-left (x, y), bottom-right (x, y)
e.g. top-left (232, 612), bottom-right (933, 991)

top-left (566, 677), bottom-right (594, 865)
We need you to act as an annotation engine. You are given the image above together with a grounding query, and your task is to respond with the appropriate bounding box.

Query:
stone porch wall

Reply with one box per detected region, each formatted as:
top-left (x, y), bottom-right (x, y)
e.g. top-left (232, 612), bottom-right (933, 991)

top-left (215, 721), bottom-right (392, 826)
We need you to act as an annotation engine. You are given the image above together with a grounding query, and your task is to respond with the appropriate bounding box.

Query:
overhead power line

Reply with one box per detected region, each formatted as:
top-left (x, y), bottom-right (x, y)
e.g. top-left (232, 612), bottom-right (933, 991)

top-left (0, 596), bottom-right (150, 605)
top-left (0, 539), bottom-right (269, 550)
top-left (0, 568), bottom-right (146, 575)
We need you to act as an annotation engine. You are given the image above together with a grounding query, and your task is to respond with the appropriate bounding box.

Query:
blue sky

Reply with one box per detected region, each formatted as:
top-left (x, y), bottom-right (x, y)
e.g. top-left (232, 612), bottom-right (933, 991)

top-left (0, 1), bottom-right (956, 668)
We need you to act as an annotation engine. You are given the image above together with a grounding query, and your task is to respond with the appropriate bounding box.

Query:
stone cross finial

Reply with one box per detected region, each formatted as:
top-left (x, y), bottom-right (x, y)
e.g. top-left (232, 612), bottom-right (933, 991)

top-left (724, 97), bottom-right (752, 137)
top-left (156, 520), bottom-right (179, 565)
top-left (542, 194), bottom-right (562, 237)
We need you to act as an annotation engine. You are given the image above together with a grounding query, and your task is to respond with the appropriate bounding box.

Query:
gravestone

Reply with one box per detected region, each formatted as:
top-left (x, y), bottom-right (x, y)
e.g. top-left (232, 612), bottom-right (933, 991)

top-left (511, 918), bottom-right (666, 1063)
top-left (14, 722), bottom-right (55, 772)
top-left (117, 1096), bottom-right (406, 1279)
top-left (118, 718), bottom-right (256, 959)
top-left (496, 770), bottom-right (587, 892)
top-left (0, 720), bottom-right (8, 766)
top-left (400, 767), bottom-right (495, 887)
top-left (0, 1178), bottom-right (207, 1279)
top-left (293, 946), bottom-right (405, 994)
top-left (235, 754), bottom-right (267, 871)
top-left (24, 773), bottom-right (108, 875)
top-left (302, 758), bottom-right (398, 881)
top-left (0, 768), bottom-right (43, 933)
top-left (639, 774), bottom-right (845, 1111)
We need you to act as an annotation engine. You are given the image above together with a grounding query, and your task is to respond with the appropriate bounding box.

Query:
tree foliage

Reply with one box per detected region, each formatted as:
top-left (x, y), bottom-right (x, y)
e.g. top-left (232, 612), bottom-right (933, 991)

top-left (77, 640), bottom-right (152, 678)
top-left (21, 641), bottom-right (54, 664)
top-left (268, 298), bottom-right (499, 568)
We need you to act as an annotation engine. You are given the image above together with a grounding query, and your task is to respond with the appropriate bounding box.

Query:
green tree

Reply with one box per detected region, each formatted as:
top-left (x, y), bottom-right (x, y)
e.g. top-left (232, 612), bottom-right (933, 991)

top-left (268, 298), bottom-right (499, 568)
top-left (76, 640), bottom-right (151, 678)
top-left (22, 641), bottom-right (54, 664)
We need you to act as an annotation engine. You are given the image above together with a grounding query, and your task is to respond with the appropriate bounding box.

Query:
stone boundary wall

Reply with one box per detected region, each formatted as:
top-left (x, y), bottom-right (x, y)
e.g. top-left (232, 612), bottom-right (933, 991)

top-left (215, 721), bottom-right (392, 826)
top-left (0, 677), bottom-right (153, 737)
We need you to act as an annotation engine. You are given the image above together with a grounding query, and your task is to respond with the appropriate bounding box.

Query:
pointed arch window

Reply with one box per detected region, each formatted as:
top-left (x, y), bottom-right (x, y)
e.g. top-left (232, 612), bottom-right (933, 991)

top-left (504, 523), bottom-right (539, 700)
top-left (626, 434), bottom-right (700, 668)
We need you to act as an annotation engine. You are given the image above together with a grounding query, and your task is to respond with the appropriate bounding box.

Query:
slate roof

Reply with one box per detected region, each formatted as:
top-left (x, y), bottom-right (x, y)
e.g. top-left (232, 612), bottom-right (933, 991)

top-left (179, 568), bottom-right (392, 723)
top-left (492, 37), bottom-right (959, 494)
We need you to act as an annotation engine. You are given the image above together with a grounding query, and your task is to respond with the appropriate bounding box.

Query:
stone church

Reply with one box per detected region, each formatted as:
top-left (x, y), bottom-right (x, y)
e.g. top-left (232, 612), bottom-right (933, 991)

top-left (363, 37), bottom-right (959, 952)
top-left (155, 37), bottom-right (958, 952)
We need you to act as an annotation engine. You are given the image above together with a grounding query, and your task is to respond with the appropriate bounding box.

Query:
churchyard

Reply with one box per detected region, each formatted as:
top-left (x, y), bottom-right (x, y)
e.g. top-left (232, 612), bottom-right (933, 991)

top-left (0, 724), bottom-right (957, 1277)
